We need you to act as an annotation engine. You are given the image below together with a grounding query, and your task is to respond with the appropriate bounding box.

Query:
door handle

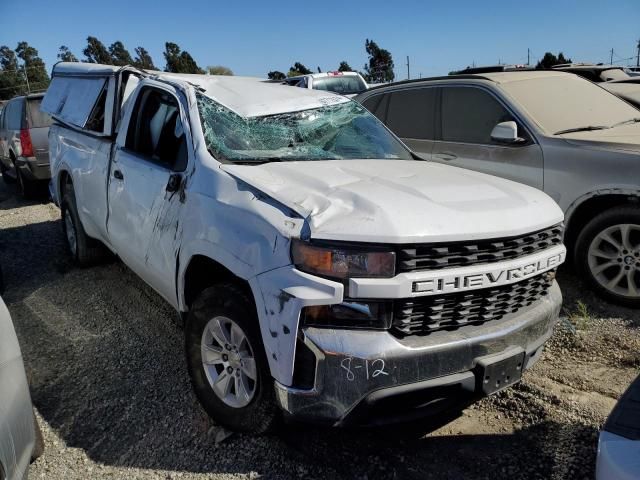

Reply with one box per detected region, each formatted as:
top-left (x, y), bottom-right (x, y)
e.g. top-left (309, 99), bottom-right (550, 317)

top-left (113, 169), bottom-right (124, 180)
top-left (433, 152), bottom-right (458, 161)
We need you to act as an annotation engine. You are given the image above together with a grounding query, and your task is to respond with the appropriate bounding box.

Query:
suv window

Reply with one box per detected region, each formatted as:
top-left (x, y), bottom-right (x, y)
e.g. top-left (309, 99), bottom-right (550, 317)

top-left (26, 98), bottom-right (52, 128)
top-left (386, 88), bottom-right (436, 140)
top-left (126, 88), bottom-right (187, 171)
top-left (360, 94), bottom-right (388, 122)
top-left (5, 99), bottom-right (24, 130)
top-left (441, 87), bottom-right (513, 144)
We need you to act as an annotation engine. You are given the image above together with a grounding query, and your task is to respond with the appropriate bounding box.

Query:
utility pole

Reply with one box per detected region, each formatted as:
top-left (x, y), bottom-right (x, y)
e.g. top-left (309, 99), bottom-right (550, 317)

top-left (610, 48), bottom-right (614, 65)
top-left (406, 56), bottom-right (410, 80)
top-left (23, 63), bottom-right (30, 94)
top-left (527, 48), bottom-right (530, 66)
top-left (636, 39), bottom-right (640, 67)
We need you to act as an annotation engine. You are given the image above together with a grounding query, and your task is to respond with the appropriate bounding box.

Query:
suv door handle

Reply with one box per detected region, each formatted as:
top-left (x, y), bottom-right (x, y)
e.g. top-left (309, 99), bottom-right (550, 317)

top-left (113, 170), bottom-right (124, 180)
top-left (433, 152), bottom-right (458, 161)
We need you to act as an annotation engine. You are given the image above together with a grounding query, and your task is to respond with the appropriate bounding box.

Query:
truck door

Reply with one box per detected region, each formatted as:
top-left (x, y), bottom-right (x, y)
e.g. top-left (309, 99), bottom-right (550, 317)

top-left (107, 84), bottom-right (189, 307)
top-left (431, 86), bottom-right (544, 190)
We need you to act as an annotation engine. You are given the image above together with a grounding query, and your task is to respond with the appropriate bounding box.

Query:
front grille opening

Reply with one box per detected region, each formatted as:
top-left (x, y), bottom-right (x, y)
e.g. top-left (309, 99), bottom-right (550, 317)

top-left (393, 273), bottom-right (553, 337)
top-left (397, 224), bottom-right (563, 273)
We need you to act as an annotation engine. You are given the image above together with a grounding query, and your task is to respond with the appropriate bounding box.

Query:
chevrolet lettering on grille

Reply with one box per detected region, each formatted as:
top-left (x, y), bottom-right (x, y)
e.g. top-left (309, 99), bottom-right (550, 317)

top-left (413, 248), bottom-right (565, 295)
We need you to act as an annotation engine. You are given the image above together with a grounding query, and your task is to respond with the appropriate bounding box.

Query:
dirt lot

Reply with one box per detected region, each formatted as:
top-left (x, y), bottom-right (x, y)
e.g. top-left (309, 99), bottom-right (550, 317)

top-left (1, 179), bottom-right (638, 480)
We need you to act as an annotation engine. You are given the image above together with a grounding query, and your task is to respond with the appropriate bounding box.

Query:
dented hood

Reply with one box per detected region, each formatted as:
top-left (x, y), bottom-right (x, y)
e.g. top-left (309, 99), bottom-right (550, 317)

top-left (222, 160), bottom-right (563, 243)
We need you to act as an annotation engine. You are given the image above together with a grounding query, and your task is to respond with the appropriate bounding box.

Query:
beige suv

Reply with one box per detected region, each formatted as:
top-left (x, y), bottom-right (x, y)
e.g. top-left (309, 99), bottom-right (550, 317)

top-left (357, 71), bottom-right (640, 307)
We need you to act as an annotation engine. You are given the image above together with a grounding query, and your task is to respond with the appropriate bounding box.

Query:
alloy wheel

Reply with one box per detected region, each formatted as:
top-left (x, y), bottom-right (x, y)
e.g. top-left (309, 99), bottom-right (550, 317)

top-left (588, 223), bottom-right (640, 298)
top-left (201, 316), bottom-right (257, 408)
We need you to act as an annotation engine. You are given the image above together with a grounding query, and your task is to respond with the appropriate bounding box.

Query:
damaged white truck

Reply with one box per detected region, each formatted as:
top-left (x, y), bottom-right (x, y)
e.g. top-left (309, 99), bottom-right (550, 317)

top-left (42, 62), bottom-right (566, 432)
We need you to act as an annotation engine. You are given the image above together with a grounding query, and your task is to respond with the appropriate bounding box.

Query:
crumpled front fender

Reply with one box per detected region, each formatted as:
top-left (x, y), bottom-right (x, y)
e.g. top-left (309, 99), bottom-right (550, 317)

top-left (250, 267), bottom-right (343, 386)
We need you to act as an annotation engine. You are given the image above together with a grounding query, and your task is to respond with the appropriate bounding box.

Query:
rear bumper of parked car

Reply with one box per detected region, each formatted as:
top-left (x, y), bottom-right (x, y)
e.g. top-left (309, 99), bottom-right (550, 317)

top-left (273, 281), bottom-right (562, 426)
top-left (15, 155), bottom-right (50, 181)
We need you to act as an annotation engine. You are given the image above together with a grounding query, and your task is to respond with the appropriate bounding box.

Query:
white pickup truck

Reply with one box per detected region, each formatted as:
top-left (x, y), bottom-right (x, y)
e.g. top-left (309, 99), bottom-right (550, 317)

top-left (42, 62), bottom-right (566, 433)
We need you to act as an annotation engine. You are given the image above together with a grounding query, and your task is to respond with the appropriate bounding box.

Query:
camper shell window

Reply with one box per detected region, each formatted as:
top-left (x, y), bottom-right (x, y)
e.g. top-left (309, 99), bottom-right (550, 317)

top-left (41, 76), bottom-right (109, 134)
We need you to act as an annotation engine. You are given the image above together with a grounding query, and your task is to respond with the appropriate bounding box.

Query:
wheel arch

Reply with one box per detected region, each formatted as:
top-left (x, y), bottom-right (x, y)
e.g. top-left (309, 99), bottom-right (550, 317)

top-left (181, 253), bottom-right (254, 314)
top-left (565, 191), bottom-right (640, 254)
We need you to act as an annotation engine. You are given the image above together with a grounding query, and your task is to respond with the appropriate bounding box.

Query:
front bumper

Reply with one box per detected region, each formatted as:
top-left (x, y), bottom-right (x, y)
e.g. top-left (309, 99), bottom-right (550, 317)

top-left (274, 280), bottom-right (562, 425)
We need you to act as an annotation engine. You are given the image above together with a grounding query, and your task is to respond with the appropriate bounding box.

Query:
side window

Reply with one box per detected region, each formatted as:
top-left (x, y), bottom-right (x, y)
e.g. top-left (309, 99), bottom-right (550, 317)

top-left (5, 100), bottom-right (24, 130)
top-left (361, 94), bottom-right (389, 122)
top-left (126, 88), bottom-right (188, 172)
top-left (386, 88), bottom-right (436, 140)
top-left (441, 87), bottom-right (514, 144)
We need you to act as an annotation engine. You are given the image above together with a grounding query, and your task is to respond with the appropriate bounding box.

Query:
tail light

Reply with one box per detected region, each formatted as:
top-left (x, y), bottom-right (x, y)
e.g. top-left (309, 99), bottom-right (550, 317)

top-left (20, 129), bottom-right (34, 157)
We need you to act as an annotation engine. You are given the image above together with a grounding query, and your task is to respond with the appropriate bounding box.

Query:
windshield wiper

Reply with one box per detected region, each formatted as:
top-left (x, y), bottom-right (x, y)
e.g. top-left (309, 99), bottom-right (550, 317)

top-left (610, 117), bottom-right (640, 128)
top-left (554, 125), bottom-right (610, 135)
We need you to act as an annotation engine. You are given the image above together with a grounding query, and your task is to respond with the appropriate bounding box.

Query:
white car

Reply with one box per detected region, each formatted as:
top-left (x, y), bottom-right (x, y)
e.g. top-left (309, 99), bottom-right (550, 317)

top-left (42, 62), bottom-right (565, 433)
top-left (596, 375), bottom-right (640, 479)
top-left (0, 294), bottom-right (43, 479)
top-left (284, 71), bottom-right (368, 97)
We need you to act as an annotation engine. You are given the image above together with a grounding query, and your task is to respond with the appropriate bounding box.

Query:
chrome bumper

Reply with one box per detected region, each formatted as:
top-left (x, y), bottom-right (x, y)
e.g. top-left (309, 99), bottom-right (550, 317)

top-left (274, 280), bottom-right (562, 425)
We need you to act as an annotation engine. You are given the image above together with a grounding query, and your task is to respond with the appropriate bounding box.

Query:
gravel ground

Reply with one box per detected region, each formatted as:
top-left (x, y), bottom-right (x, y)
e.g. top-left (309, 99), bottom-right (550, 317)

top-left (1, 179), bottom-right (638, 480)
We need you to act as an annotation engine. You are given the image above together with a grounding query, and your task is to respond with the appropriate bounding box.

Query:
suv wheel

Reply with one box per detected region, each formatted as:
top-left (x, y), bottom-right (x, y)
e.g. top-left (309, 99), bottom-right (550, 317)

top-left (61, 182), bottom-right (105, 265)
top-left (185, 284), bottom-right (278, 433)
top-left (575, 206), bottom-right (640, 307)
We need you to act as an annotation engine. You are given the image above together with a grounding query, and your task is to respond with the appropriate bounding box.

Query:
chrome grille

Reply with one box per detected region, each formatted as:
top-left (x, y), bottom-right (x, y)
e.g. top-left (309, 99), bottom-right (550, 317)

top-left (397, 224), bottom-right (563, 273)
top-left (393, 274), bottom-right (553, 336)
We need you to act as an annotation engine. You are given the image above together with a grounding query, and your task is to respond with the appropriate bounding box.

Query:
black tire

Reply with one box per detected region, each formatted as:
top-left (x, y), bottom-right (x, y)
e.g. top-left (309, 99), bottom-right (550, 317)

top-left (0, 161), bottom-right (16, 184)
top-left (31, 410), bottom-right (44, 462)
top-left (15, 164), bottom-right (38, 198)
top-left (61, 181), bottom-right (105, 266)
top-left (185, 283), bottom-right (278, 433)
top-left (575, 205), bottom-right (640, 307)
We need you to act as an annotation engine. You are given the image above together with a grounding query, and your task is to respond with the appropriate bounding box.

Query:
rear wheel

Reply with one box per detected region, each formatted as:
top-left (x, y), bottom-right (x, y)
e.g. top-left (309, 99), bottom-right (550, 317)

top-left (15, 162), bottom-right (38, 198)
top-left (575, 206), bottom-right (640, 307)
top-left (61, 181), bottom-right (105, 266)
top-left (185, 284), bottom-right (278, 433)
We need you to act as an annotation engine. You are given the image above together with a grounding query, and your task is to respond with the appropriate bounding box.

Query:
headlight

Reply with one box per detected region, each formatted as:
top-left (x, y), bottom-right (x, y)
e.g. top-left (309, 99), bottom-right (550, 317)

top-left (291, 240), bottom-right (396, 280)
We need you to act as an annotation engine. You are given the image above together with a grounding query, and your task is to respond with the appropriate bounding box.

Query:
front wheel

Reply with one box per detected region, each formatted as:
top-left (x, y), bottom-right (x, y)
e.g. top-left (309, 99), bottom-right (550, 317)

top-left (575, 206), bottom-right (640, 307)
top-left (185, 284), bottom-right (278, 433)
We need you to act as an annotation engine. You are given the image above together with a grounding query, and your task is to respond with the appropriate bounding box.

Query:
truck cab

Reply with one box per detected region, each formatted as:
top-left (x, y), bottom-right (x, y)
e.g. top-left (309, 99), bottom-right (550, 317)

top-left (42, 62), bottom-right (566, 433)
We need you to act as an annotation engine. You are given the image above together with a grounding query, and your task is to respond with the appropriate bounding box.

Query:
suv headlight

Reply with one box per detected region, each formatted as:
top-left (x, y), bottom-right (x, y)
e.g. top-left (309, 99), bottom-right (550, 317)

top-left (291, 239), bottom-right (396, 280)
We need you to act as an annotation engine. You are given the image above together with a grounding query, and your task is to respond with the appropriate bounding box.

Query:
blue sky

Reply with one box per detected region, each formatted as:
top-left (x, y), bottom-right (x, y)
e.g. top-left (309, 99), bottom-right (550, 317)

top-left (2, 0), bottom-right (639, 78)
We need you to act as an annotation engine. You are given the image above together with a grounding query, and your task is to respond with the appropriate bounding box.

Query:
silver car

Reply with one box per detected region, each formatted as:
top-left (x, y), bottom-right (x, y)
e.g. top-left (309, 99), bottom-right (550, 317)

top-left (0, 294), bottom-right (43, 479)
top-left (0, 93), bottom-right (52, 197)
top-left (356, 71), bottom-right (640, 307)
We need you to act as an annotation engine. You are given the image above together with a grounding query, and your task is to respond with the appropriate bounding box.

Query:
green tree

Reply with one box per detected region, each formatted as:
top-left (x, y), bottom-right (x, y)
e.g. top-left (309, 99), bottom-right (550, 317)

top-left (338, 61), bottom-right (353, 72)
top-left (267, 70), bottom-right (286, 80)
top-left (535, 51), bottom-right (572, 69)
top-left (0, 46), bottom-right (22, 100)
top-left (163, 42), bottom-right (204, 74)
top-left (109, 41), bottom-right (134, 66)
top-left (83, 36), bottom-right (112, 64)
top-left (133, 47), bottom-right (156, 70)
top-left (363, 39), bottom-right (394, 83)
top-left (16, 41), bottom-right (50, 92)
top-left (207, 65), bottom-right (233, 76)
top-left (287, 62), bottom-right (312, 77)
top-left (57, 45), bottom-right (78, 62)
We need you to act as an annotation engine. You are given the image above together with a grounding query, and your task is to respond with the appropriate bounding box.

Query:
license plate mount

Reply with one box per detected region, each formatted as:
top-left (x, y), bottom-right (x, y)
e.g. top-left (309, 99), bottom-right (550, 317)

top-left (476, 350), bottom-right (526, 395)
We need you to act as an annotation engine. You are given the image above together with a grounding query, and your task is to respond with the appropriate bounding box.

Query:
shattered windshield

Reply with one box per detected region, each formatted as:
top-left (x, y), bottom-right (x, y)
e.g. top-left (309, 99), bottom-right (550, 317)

top-left (197, 93), bottom-right (412, 163)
